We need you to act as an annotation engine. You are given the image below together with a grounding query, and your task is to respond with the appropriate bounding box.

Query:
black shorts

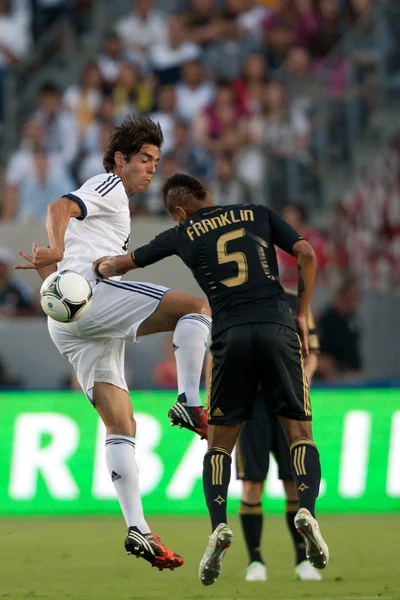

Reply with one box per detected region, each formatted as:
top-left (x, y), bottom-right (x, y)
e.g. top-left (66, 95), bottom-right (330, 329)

top-left (208, 322), bottom-right (311, 425)
top-left (236, 396), bottom-right (292, 481)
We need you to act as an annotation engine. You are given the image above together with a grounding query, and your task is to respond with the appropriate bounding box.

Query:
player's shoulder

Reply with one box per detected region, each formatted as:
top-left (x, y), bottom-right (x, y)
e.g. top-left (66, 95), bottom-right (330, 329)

top-left (80, 173), bottom-right (123, 197)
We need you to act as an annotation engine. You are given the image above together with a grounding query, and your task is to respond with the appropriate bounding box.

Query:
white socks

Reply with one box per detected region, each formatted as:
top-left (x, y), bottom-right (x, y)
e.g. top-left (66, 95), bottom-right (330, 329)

top-left (105, 434), bottom-right (150, 534)
top-left (173, 313), bottom-right (211, 407)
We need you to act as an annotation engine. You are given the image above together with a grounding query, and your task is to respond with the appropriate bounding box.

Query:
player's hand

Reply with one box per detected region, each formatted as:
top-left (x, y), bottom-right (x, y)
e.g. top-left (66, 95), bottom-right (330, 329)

top-left (93, 256), bottom-right (118, 279)
top-left (295, 316), bottom-right (309, 358)
top-left (14, 244), bottom-right (63, 270)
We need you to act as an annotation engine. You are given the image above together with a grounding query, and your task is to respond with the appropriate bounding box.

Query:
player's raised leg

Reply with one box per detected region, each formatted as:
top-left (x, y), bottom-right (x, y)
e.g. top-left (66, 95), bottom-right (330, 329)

top-left (137, 289), bottom-right (211, 439)
top-left (94, 381), bottom-right (184, 570)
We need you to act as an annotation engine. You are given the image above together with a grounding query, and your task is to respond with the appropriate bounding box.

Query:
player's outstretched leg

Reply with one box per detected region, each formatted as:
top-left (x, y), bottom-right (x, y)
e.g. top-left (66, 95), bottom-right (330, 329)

top-left (137, 292), bottom-right (211, 440)
top-left (125, 528), bottom-right (184, 571)
top-left (289, 439), bottom-right (329, 569)
top-left (168, 313), bottom-right (211, 439)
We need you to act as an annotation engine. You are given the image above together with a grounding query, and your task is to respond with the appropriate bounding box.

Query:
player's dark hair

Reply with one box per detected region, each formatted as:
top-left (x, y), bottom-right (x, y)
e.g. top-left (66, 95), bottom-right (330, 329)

top-left (39, 82), bottom-right (61, 96)
top-left (103, 115), bottom-right (164, 172)
top-left (162, 173), bottom-right (208, 212)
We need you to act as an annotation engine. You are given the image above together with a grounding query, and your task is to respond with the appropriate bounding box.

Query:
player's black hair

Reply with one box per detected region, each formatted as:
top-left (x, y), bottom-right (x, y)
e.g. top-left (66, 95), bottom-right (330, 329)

top-left (103, 115), bottom-right (164, 172)
top-left (162, 173), bottom-right (208, 212)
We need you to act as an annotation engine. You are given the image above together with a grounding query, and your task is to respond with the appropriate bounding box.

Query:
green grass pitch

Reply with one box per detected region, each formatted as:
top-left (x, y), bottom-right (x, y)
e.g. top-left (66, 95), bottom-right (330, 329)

top-left (0, 515), bottom-right (398, 600)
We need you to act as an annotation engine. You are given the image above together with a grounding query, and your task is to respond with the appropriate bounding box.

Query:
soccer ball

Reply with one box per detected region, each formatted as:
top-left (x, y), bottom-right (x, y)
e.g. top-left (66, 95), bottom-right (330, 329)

top-left (40, 270), bottom-right (93, 323)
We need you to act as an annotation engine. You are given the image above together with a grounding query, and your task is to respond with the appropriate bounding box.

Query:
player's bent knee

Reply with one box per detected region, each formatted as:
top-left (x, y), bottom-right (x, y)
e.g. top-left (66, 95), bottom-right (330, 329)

top-left (242, 480), bottom-right (264, 504)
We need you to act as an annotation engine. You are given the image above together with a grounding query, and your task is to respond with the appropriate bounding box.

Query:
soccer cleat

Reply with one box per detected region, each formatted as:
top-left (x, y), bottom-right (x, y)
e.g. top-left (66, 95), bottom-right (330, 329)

top-left (168, 397), bottom-right (208, 440)
top-left (294, 508), bottom-right (329, 570)
top-left (199, 523), bottom-right (233, 586)
top-left (245, 561), bottom-right (267, 582)
top-left (125, 526), bottom-right (184, 571)
top-left (294, 559), bottom-right (323, 581)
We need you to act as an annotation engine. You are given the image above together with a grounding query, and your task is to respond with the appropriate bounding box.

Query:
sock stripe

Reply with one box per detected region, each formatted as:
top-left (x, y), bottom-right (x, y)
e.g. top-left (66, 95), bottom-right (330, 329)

top-left (286, 501), bottom-right (299, 512)
top-left (105, 439), bottom-right (135, 449)
top-left (290, 439), bottom-right (317, 453)
top-left (239, 502), bottom-right (262, 515)
top-left (179, 314), bottom-right (211, 330)
top-left (213, 447), bottom-right (232, 459)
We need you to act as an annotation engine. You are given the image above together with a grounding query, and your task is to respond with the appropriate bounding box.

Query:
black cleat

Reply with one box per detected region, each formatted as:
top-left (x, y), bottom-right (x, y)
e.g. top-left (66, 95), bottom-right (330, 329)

top-left (168, 396), bottom-right (208, 440)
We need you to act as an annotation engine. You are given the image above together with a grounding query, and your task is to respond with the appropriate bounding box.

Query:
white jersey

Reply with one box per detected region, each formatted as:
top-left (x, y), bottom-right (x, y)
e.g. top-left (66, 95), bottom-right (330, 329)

top-left (58, 173), bottom-right (131, 281)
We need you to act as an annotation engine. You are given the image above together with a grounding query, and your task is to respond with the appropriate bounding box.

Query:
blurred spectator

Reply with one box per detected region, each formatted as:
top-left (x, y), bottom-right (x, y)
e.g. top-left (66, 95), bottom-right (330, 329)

top-left (63, 62), bottom-right (103, 137)
top-left (150, 84), bottom-right (178, 154)
top-left (309, 0), bottom-right (343, 59)
top-left (150, 15), bottom-right (200, 85)
top-left (170, 120), bottom-right (201, 176)
top-left (112, 64), bottom-right (153, 122)
top-left (97, 32), bottom-right (124, 89)
top-left (263, 0), bottom-right (318, 49)
top-left (152, 336), bottom-right (177, 389)
top-left (193, 82), bottom-right (249, 154)
top-left (276, 203), bottom-right (328, 287)
top-left (0, 0), bottom-right (30, 120)
top-left (237, 0), bottom-right (271, 43)
top-left (211, 153), bottom-right (250, 206)
top-left (262, 20), bottom-right (294, 70)
top-left (3, 147), bottom-right (74, 221)
top-left (35, 82), bottom-right (79, 168)
top-left (78, 122), bottom-right (112, 184)
top-left (184, 0), bottom-right (221, 48)
top-left (276, 45), bottom-right (312, 112)
top-left (82, 95), bottom-right (115, 154)
top-left (32, 0), bottom-right (70, 41)
top-left (203, 14), bottom-right (258, 81)
top-left (115, 0), bottom-right (167, 73)
top-left (234, 52), bottom-right (269, 112)
top-left (0, 355), bottom-right (21, 387)
top-left (249, 81), bottom-right (311, 206)
top-left (176, 59), bottom-right (215, 123)
top-left (0, 247), bottom-right (37, 316)
top-left (317, 276), bottom-right (363, 380)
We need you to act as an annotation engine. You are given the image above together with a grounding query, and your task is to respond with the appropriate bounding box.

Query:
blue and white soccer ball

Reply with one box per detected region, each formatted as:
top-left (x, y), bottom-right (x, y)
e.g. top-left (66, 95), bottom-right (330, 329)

top-left (40, 270), bottom-right (93, 323)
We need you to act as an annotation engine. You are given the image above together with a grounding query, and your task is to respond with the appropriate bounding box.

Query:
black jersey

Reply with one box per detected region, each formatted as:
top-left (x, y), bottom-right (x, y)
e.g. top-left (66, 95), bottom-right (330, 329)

top-left (133, 204), bottom-right (303, 336)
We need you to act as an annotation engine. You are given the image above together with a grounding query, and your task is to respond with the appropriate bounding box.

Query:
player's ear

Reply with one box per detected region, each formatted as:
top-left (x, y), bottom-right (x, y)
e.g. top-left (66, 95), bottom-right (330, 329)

top-left (174, 206), bottom-right (187, 222)
top-left (114, 151), bottom-right (126, 167)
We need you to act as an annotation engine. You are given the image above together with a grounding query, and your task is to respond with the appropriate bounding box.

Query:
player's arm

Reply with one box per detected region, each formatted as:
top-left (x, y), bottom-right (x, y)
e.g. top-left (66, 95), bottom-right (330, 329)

top-left (14, 198), bottom-right (81, 271)
top-left (304, 308), bottom-right (319, 382)
top-left (268, 208), bottom-right (316, 357)
top-left (93, 227), bottom-right (179, 279)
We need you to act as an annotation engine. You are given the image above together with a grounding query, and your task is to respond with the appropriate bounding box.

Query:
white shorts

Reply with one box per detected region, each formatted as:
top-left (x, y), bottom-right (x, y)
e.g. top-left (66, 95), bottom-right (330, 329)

top-left (48, 279), bottom-right (169, 402)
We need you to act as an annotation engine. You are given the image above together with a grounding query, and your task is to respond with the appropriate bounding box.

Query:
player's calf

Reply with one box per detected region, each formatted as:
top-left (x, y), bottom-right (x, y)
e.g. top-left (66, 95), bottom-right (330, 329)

top-left (125, 527), bottom-right (184, 571)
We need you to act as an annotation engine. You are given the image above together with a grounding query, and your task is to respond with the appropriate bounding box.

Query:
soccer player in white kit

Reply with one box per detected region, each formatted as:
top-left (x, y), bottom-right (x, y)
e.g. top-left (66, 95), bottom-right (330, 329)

top-left (15, 116), bottom-right (212, 570)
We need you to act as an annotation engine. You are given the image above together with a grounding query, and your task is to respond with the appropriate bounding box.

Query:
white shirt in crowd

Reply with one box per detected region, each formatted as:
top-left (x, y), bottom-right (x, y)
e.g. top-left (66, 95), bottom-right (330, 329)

top-left (59, 173), bottom-right (130, 281)
top-left (149, 111), bottom-right (176, 154)
top-left (63, 86), bottom-right (103, 116)
top-left (0, 11), bottom-right (30, 67)
top-left (116, 9), bottom-right (167, 56)
top-left (150, 42), bottom-right (200, 72)
top-left (176, 81), bottom-right (215, 123)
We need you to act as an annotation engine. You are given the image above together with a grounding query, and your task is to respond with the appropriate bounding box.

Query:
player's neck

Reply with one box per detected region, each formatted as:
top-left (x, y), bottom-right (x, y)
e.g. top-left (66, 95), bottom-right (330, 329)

top-left (112, 167), bottom-right (133, 197)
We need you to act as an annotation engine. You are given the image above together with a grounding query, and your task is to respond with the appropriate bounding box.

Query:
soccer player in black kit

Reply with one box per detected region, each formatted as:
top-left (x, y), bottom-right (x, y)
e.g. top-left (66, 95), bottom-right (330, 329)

top-left (94, 174), bottom-right (329, 587)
